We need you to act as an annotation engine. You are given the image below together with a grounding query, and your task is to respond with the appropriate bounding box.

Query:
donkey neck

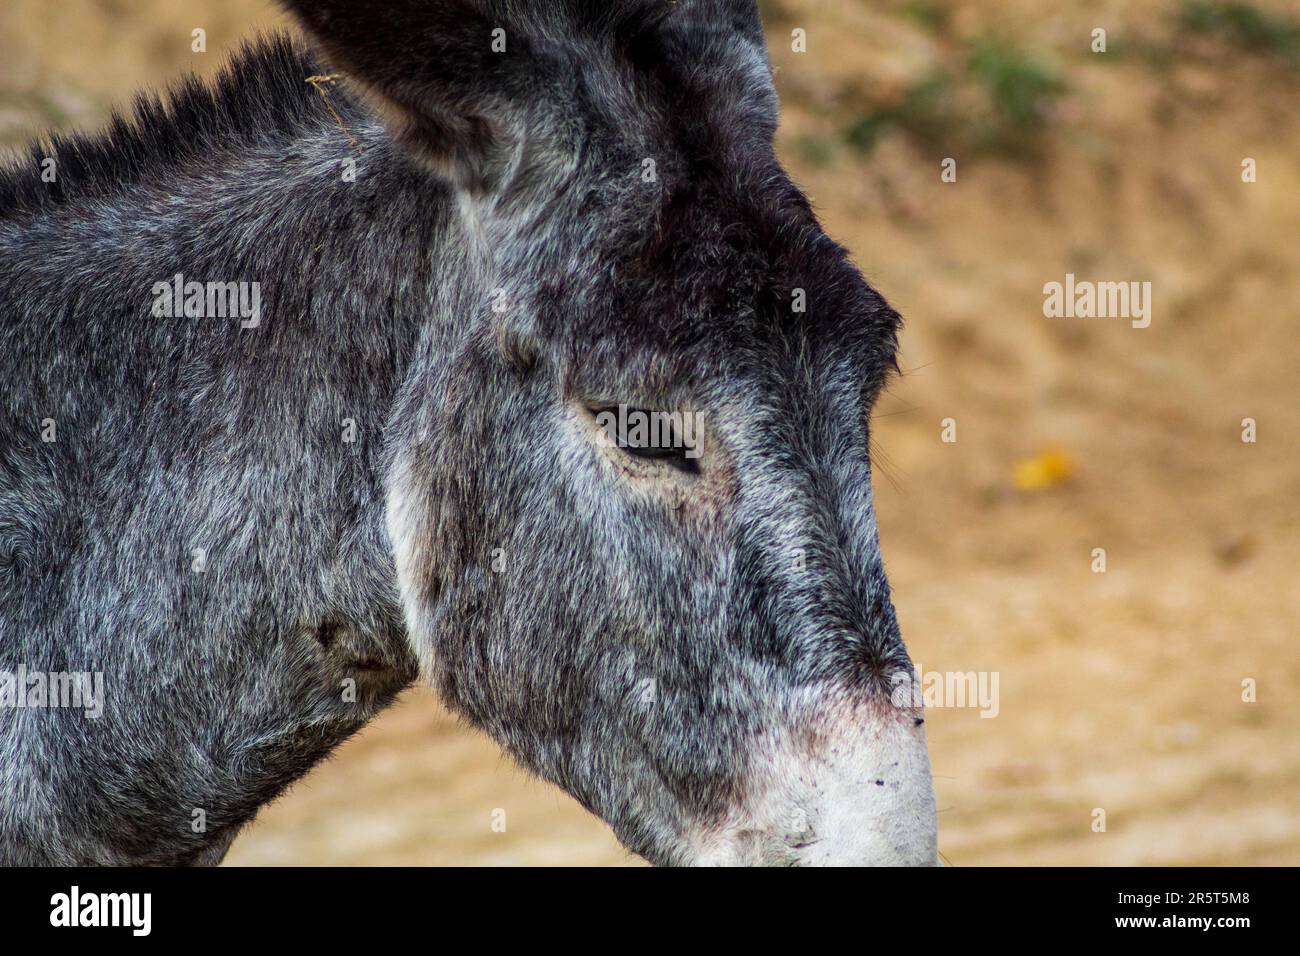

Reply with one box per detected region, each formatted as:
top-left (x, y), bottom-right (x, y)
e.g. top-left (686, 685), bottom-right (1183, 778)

top-left (0, 52), bottom-right (498, 863)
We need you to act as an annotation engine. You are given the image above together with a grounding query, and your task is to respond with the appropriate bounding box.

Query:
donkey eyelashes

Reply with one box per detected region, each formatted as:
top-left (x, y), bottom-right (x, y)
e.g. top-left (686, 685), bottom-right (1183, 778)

top-left (587, 404), bottom-right (702, 475)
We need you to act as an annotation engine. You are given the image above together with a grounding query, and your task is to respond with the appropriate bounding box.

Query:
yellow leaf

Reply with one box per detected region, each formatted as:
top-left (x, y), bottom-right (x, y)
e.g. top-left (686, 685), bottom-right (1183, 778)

top-left (1012, 447), bottom-right (1077, 491)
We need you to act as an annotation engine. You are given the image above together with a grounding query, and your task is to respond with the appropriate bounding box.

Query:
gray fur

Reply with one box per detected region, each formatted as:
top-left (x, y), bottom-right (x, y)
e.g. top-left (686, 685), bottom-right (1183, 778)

top-left (0, 0), bottom-right (935, 866)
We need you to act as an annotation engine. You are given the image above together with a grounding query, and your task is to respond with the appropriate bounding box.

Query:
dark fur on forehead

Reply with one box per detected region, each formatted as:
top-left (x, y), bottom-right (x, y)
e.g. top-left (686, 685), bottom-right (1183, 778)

top-left (543, 156), bottom-right (902, 400)
top-left (507, 0), bottom-right (893, 395)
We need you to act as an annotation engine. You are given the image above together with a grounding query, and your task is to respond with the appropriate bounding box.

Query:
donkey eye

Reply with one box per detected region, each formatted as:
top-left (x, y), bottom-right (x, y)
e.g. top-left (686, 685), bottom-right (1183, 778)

top-left (589, 405), bottom-right (701, 475)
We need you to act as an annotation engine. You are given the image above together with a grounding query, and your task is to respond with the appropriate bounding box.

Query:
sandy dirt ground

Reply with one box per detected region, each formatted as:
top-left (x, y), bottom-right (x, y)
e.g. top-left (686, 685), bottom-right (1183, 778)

top-left (2, 0), bottom-right (1297, 865)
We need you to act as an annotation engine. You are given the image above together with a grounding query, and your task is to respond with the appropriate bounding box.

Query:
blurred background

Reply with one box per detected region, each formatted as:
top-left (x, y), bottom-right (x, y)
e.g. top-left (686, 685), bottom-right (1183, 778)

top-left (3, 0), bottom-right (1296, 865)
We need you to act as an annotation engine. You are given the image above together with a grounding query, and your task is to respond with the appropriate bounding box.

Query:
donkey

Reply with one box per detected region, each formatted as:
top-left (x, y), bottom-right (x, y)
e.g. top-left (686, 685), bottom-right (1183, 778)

top-left (0, 0), bottom-right (937, 865)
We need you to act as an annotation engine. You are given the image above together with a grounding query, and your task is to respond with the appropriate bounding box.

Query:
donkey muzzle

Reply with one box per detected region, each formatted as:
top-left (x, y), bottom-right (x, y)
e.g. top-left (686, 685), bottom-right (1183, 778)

top-left (690, 698), bottom-right (938, 866)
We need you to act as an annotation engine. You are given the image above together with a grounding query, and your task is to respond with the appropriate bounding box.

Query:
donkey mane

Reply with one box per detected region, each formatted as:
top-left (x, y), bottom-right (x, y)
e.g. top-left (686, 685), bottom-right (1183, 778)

top-left (0, 0), bottom-right (705, 223)
top-left (0, 35), bottom-right (346, 222)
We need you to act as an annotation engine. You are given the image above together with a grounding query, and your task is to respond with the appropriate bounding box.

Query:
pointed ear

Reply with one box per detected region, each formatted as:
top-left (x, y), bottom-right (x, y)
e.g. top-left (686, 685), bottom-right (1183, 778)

top-left (277, 0), bottom-right (542, 194)
top-left (661, 0), bottom-right (778, 147)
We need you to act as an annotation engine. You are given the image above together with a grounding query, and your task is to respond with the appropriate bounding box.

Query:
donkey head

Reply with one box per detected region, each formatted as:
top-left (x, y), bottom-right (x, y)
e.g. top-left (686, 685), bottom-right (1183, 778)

top-left (282, 0), bottom-right (937, 865)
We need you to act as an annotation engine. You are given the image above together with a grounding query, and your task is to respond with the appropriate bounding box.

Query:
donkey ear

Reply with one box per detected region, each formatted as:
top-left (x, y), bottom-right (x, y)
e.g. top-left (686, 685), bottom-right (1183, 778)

top-left (277, 0), bottom-right (539, 194)
top-left (661, 0), bottom-right (777, 146)
top-left (686, 0), bottom-right (768, 48)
